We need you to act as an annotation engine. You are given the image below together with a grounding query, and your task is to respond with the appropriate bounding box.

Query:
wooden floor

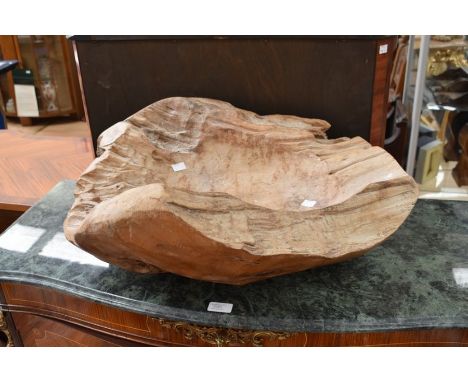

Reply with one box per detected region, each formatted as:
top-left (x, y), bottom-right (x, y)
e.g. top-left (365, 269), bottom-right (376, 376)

top-left (6, 118), bottom-right (91, 139)
top-left (0, 119), bottom-right (94, 212)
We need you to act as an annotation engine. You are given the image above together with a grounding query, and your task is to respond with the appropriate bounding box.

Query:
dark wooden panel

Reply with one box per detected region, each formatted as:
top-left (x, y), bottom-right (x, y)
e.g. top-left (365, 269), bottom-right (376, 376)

top-left (0, 283), bottom-right (21, 346)
top-left (0, 209), bottom-right (22, 233)
top-left (75, 38), bottom-right (385, 151)
top-left (0, 36), bottom-right (84, 122)
top-left (0, 36), bottom-right (19, 115)
top-left (2, 282), bottom-right (467, 347)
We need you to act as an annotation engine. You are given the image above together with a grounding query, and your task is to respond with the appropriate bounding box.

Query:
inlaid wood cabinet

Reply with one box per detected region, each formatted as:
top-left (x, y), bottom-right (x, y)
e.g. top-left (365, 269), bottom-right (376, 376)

top-left (2, 282), bottom-right (468, 347)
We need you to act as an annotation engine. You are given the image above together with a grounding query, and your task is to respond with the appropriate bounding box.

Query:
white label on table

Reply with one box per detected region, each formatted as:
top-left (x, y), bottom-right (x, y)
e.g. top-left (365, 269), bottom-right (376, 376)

top-left (379, 44), bottom-right (388, 55)
top-left (301, 199), bottom-right (317, 208)
top-left (207, 302), bottom-right (233, 313)
top-left (171, 162), bottom-right (187, 172)
top-left (14, 84), bottom-right (39, 117)
top-left (453, 268), bottom-right (468, 288)
top-left (39, 232), bottom-right (109, 268)
top-left (0, 224), bottom-right (46, 253)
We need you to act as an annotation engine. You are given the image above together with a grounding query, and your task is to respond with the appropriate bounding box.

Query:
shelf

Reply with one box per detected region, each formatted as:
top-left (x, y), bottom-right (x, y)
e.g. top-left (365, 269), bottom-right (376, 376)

top-left (0, 35), bottom-right (84, 126)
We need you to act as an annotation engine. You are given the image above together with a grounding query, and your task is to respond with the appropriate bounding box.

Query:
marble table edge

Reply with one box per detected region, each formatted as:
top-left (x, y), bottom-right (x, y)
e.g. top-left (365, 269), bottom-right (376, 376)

top-left (1, 272), bottom-right (467, 334)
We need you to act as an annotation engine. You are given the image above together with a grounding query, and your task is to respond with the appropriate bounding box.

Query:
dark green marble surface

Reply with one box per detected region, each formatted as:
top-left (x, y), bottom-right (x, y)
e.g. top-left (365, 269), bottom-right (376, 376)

top-left (0, 181), bottom-right (467, 333)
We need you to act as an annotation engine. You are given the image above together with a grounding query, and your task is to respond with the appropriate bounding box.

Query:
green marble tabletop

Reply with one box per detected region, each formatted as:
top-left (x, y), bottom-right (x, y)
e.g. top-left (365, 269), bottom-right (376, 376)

top-left (0, 181), bottom-right (467, 333)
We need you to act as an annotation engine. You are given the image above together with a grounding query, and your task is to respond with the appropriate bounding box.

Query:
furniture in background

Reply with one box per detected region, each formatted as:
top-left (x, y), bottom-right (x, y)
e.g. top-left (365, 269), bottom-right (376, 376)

top-left (71, 36), bottom-right (397, 152)
top-left (0, 35), bottom-right (84, 126)
top-left (0, 131), bottom-right (94, 233)
top-left (0, 60), bottom-right (18, 129)
top-left (388, 36), bottom-right (409, 101)
top-left (408, 36), bottom-right (468, 187)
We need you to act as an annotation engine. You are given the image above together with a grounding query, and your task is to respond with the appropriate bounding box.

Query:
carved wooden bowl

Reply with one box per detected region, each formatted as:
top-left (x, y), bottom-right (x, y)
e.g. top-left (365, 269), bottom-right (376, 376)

top-left (64, 97), bottom-right (418, 285)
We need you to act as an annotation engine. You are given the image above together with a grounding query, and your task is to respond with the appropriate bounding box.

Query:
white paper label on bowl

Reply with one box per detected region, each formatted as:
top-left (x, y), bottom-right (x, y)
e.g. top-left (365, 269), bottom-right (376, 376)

top-left (301, 199), bottom-right (317, 208)
top-left (171, 162), bottom-right (187, 172)
top-left (379, 44), bottom-right (388, 54)
top-left (207, 302), bottom-right (233, 313)
top-left (0, 224), bottom-right (46, 253)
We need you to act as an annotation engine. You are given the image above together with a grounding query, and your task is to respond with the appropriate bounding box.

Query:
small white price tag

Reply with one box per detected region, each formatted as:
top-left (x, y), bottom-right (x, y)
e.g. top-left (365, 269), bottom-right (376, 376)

top-left (379, 44), bottom-right (388, 55)
top-left (301, 199), bottom-right (317, 208)
top-left (207, 302), bottom-right (233, 313)
top-left (171, 162), bottom-right (187, 172)
top-left (453, 268), bottom-right (468, 288)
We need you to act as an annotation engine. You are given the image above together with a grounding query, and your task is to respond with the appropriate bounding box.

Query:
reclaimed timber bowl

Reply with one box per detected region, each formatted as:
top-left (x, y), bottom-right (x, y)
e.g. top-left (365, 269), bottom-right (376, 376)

top-left (64, 97), bottom-right (418, 285)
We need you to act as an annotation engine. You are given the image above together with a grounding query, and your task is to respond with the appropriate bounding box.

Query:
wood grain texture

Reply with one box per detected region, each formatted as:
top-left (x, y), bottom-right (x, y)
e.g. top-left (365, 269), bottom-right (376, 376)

top-left (0, 36), bottom-right (21, 116)
top-left (64, 97), bottom-right (418, 285)
top-left (11, 313), bottom-right (136, 347)
top-left (2, 282), bottom-right (467, 347)
top-left (0, 131), bottom-right (94, 212)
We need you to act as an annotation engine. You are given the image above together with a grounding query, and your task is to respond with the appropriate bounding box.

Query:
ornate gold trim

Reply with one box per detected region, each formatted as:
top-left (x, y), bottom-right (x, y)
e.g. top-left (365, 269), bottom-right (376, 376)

top-left (427, 47), bottom-right (468, 77)
top-left (0, 311), bottom-right (14, 347)
top-left (158, 318), bottom-right (292, 347)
